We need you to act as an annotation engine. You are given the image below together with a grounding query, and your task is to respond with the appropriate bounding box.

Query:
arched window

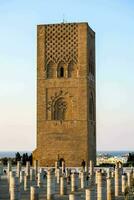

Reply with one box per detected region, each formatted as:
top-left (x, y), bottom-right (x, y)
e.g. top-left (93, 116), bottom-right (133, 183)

top-left (57, 66), bottom-right (64, 78)
top-left (46, 61), bottom-right (55, 78)
top-left (68, 61), bottom-right (75, 78)
top-left (89, 93), bottom-right (95, 121)
top-left (53, 98), bottom-right (67, 120)
top-left (57, 61), bottom-right (65, 78)
top-left (59, 67), bottom-right (64, 77)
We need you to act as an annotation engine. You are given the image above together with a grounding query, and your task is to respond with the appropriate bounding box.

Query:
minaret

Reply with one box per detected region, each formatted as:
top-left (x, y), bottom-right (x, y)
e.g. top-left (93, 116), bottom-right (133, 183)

top-left (33, 22), bottom-right (96, 166)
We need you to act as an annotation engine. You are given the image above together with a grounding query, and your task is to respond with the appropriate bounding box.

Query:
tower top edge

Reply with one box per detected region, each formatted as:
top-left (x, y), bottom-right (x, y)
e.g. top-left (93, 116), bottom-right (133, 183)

top-left (37, 22), bottom-right (95, 33)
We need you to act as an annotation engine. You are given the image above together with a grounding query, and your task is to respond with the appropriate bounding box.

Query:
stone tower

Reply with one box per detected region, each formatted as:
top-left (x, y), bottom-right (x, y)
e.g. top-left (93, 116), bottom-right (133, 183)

top-left (33, 22), bottom-right (96, 167)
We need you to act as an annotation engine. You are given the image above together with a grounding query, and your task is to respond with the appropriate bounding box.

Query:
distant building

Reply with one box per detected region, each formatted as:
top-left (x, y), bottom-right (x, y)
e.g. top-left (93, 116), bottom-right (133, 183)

top-left (97, 156), bottom-right (127, 165)
top-left (33, 22), bottom-right (96, 166)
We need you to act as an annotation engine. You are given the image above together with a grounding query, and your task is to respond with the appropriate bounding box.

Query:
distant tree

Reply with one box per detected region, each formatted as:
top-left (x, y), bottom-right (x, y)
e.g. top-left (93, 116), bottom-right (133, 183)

top-left (127, 153), bottom-right (134, 162)
top-left (29, 154), bottom-right (33, 165)
top-left (99, 163), bottom-right (115, 167)
top-left (127, 153), bottom-right (134, 167)
top-left (22, 153), bottom-right (31, 165)
top-left (22, 153), bottom-right (26, 165)
top-left (15, 152), bottom-right (21, 163)
top-left (25, 153), bottom-right (29, 162)
top-left (1, 157), bottom-right (8, 165)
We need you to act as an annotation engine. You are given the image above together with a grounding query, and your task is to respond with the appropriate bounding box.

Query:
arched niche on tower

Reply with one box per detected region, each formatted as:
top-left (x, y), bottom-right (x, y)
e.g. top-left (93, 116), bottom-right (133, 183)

top-left (89, 50), bottom-right (95, 82)
top-left (57, 61), bottom-right (66, 78)
top-left (46, 61), bottom-right (56, 79)
top-left (68, 60), bottom-right (76, 78)
top-left (89, 92), bottom-right (95, 121)
top-left (47, 90), bottom-right (76, 121)
top-left (52, 97), bottom-right (67, 120)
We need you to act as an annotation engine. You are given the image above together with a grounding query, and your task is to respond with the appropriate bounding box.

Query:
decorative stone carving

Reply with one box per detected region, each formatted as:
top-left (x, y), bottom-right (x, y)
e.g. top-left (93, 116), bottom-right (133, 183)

top-left (47, 90), bottom-right (68, 120)
top-left (45, 23), bottom-right (78, 64)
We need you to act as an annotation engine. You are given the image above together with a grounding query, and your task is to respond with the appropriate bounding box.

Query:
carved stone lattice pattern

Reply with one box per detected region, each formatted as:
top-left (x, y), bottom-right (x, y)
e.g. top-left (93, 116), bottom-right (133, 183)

top-left (45, 23), bottom-right (78, 64)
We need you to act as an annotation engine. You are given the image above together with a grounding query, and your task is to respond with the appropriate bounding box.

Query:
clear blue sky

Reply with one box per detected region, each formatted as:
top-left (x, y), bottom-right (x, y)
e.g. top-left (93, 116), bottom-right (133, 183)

top-left (0, 0), bottom-right (134, 151)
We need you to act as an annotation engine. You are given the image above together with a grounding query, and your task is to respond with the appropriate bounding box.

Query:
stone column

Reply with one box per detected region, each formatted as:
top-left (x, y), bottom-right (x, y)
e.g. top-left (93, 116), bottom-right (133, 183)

top-left (127, 172), bottom-right (132, 188)
top-left (80, 172), bottom-right (86, 189)
top-left (97, 172), bottom-right (102, 200)
top-left (107, 168), bottom-right (111, 178)
top-left (25, 161), bottom-right (30, 176)
top-left (97, 172), bottom-right (106, 200)
top-left (55, 161), bottom-right (58, 170)
top-left (7, 160), bottom-right (12, 176)
top-left (9, 171), bottom-right (17, 190)
top-left (85, 188), bottom-right (95, 200)
top-left (9, 171), bottom-right (14, 191)
top-left (10, 177), bottom-right (20, 200)
top-left (24, 175), bottom-right (30, 191)
top-left (69, 194), bottom-right (76, 200)
top-left (20, 171), bottom-right (25, 183)
top-left (30, 168), bottom-right (36, 182)
top-left (89, 161), bottom-right (95, 186)
top-left (20, 171), bottom-right (25, 191)
top-left (78, 170), bottom-right (81, 179)
top-left (60, 176), bottom-right (67, 195)
top-left (34, 160), bottom-right (38, 177)
top-left (30, 186), bottom-right (39, 200)
top-left (89, 160), bottom-right (94, 176)
top-left (37, 172), bottom-right (43, 188)
top-left (47, 171), bottom-right (55, 200)
top-left (122, 174), bottom-right (127, 193)
top-left (96, 171), bottom-right (99, 184)
top-left (16, 161), bottom-right (21, 178)
top-left (62, 160), bottom-right (65, 175)
top-left (90, 174), bottom-right (95, 187)
top-left (55, 161), bottom-right (58, 176)
top-left (107, 177), bottom-right (115, 200)
top-left (56, 168), bottom-right (61, 184)
top-left (107, 177), bottom-right (111, 200)
top-left (115, 168), bottom-right (119, 197)
top-left (66, 168), bottom-right (69, 177)
top-left (71, 173), bottom-right (76, 192)
top-left (111, 171), bottom-right (114, 178)
top-left (115, 167), bottom-right (121, 197)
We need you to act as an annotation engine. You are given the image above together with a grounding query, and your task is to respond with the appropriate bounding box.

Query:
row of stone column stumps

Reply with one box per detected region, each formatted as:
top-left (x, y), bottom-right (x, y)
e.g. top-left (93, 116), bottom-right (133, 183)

top-left (0, 160), bottom-right (134, 199)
